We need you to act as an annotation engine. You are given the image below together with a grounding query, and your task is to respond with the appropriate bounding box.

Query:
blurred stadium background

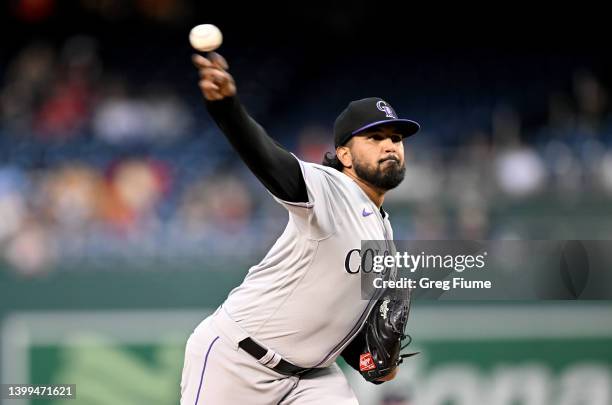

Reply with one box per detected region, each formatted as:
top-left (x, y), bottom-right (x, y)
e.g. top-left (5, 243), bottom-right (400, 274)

top-left (0, 1), bottom-right (611, 404)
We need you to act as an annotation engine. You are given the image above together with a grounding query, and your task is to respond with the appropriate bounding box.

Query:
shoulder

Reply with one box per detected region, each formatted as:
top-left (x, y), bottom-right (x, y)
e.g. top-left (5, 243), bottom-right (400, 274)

top-left (298, 159), bottom-right (347, 182)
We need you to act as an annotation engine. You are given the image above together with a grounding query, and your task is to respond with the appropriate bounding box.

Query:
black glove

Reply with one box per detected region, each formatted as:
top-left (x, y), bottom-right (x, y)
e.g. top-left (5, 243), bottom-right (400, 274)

top-left (340, 291), bottom-right (417, 383)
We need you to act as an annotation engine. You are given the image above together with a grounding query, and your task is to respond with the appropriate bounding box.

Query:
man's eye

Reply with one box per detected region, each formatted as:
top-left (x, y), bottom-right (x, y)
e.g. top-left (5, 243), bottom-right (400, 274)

top-left (370, 134), bottom-right (384, 141)
top-left (392, 135), bottom-right (402, 143)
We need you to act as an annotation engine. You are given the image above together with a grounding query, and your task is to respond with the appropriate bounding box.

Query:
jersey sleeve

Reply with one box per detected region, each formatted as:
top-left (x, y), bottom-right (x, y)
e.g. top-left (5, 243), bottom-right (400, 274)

top-left (270, 157), bottom-right (337, 239)
top-left (206, 97), bottom-right (308, 204)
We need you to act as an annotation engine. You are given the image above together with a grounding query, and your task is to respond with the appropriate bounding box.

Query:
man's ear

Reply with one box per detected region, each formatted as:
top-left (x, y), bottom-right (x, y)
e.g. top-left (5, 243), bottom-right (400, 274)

top-left (336, 146), bottom-right (352, 169)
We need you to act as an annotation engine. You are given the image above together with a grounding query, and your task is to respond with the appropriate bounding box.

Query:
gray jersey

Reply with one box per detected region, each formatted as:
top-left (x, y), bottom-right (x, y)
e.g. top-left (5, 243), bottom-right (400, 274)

top-left (222, 158), bottom-right (394, 368)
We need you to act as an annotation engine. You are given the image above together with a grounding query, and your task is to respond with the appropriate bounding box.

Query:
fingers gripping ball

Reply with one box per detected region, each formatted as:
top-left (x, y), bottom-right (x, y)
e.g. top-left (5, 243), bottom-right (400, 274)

top-left (189, 24), bottom-right (223, 52)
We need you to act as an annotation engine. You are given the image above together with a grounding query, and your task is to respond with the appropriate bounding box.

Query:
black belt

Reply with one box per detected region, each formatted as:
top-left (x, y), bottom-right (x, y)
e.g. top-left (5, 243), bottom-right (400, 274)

top-left (238, 338), bottom-right (313, 376)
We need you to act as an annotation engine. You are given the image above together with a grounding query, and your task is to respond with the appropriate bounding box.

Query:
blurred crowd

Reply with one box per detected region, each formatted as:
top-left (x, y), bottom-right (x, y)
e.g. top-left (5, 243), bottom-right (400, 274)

top-left (1, 31), bottom-right (612, 276)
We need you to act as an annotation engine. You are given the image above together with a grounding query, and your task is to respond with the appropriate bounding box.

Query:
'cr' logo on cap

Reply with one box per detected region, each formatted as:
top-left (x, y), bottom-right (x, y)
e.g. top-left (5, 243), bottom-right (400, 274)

top-left (376, 100), bottom-right (397, 119)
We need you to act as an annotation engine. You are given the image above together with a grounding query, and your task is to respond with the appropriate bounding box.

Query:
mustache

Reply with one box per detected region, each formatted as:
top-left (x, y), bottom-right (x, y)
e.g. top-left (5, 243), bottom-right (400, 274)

top-left (378, 155), bottom-right (400, 164)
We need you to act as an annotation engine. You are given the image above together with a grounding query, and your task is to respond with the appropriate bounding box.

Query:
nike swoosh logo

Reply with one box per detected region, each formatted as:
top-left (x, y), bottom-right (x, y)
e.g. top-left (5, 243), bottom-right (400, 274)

top-left (362, 208), bottom-right (374, 217)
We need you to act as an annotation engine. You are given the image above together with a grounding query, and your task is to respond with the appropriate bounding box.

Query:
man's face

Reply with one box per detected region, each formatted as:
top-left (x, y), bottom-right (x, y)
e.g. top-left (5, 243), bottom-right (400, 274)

top-left (345, 126), bottom-right (406, 190)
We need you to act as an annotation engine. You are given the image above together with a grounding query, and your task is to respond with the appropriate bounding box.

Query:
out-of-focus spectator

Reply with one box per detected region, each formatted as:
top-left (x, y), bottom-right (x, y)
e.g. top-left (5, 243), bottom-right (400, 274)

top-left (33, 36), bottom-right (101, 139)
top-left (492, 104), bottom-right (542, 197)
top-left (92, 82), bottom-right (192, 143)
top-left (573, 70), bottom-right (608, 133)
top-left (457, 202), bottom-right (490, 240)
top-left (542, 141), bottom-right (582, 193)
top-left (4, 218), bottom-right (56, 276)
top-left (37, 163), bottom-right (104, 230)
top-left (34, 77), bottom-right (91, 138)
top-left (445, 137), bottom-right (494, 207)
top-left (0, 42), bottom-right (56, 133)
top-left (492, 104), bottom-right (521, 147)
top-left (178, 174), bottom-right (253, 234)
top-left (143, 86), bottom-right (193, 141)
top-left (411, 203), bottom-right (449, 240)
top-left (548, 92), bottom-right (575, 132)
top-left (495, 146), bottom-right (546, 197)
top-left (389, 151), bottom-right (443, 203)
top-left (100, 159), bottom-right (169, 233)
top-left (0, 167), bottom-right (28, 242)
top-left (91, 78), bottom-right (144, 142)
top-left (297, 125), bottom-right (332, 163)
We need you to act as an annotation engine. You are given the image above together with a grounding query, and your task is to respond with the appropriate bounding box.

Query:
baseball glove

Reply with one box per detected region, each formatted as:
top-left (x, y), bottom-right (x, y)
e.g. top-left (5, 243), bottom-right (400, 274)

top-left (340, 292), bottom-right (417, 384)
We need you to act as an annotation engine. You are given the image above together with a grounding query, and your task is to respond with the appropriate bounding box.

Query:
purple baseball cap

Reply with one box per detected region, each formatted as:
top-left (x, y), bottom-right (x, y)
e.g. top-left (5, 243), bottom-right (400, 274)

top-left (333, 97), bottom-right (420, 147)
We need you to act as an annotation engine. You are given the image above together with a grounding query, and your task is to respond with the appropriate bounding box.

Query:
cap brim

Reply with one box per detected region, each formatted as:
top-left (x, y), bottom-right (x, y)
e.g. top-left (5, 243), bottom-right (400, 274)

top-left (351, 119), bottom-right (421, 138)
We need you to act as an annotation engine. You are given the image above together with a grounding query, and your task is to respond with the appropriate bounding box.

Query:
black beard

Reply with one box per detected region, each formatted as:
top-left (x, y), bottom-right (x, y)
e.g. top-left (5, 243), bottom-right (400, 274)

top-left (353, 157), bottom-right (406, 191)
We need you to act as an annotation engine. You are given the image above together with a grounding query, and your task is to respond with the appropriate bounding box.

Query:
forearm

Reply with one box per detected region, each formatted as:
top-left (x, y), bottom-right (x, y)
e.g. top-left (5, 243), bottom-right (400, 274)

top-left (206, 96), bottom-right (308, 203)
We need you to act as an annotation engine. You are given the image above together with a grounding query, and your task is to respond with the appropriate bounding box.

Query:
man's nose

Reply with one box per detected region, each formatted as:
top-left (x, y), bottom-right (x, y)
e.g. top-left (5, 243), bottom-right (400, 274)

top-left (381, 137), bottom-right (397, 152)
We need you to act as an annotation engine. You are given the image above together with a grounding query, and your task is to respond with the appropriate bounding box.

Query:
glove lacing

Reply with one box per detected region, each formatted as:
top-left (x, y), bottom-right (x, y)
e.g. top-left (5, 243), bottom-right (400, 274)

top-left (398, 333), bottom-right (419, 364)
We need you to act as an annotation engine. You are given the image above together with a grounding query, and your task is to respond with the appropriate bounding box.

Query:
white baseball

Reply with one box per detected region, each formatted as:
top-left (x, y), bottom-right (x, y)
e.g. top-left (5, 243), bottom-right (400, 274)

top-left (189, 24), bottom-right (223, 52)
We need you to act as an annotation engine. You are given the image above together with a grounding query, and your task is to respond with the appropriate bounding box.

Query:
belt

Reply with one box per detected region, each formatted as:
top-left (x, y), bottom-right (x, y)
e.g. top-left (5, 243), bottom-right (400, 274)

top-left (238, 338), bottom-right (313, 376)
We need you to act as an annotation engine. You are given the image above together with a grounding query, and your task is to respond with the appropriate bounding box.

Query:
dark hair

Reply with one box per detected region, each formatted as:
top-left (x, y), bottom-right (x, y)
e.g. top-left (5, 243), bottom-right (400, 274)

top-left (322, 151), bottom-right (345, 171)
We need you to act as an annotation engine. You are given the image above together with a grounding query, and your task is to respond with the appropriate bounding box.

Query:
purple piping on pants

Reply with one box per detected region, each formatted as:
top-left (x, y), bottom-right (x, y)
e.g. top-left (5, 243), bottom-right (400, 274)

top-left (194, 336), bottom-right (219, 405)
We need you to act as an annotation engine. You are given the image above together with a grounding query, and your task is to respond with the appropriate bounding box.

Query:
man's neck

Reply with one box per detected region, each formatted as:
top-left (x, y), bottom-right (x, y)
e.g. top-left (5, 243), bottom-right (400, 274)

top-left (343, 170), bottom-right (385, 208)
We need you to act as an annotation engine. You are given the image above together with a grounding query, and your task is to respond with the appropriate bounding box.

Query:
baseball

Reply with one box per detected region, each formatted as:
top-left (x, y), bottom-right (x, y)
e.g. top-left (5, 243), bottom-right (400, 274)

top-left (189, 24), bottom-right (223, 52)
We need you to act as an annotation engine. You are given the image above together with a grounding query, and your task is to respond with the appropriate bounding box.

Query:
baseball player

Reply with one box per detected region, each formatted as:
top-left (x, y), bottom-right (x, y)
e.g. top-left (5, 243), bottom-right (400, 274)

top-left (180, 52), bottom-right (420, 405)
